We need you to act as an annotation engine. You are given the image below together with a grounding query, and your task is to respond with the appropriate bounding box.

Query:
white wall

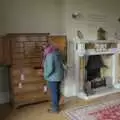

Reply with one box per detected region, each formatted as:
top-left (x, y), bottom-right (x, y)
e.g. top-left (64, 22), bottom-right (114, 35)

top-left (65, 0), bottom-right (120, 40)
top-left (1, 0), bottom-right (120, 97)
top-left (64, 0), bottom-right (120, 97)
top-left (0, 0), bottom-right (5, 35)
top-left (0, 2), bottom-right (2, 34)
top-left (3, 0), bottom-right (65, 35)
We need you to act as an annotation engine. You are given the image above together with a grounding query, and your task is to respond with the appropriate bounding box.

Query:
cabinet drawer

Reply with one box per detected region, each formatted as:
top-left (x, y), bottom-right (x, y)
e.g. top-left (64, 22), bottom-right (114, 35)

top-left (11, 42), bottom-right (24, 48)
top-left (13, 82), bottom-right (47, 95)
top-left (12, 75), bottom-right (44, 82)
top-left (11, 68), bottom-right (43, 76)
top-left (12, 54), bottom-right (24, 59)
top-left (14, 91), bottom-right (49, 103)
top-left (11, 75), bottom-right (44, 85)
top-left (11, 68), bottom-right (44, 85)
top-left (12, 59), bottom-right (32, 66)
top-left (12, 78), bottom-right (45, 85)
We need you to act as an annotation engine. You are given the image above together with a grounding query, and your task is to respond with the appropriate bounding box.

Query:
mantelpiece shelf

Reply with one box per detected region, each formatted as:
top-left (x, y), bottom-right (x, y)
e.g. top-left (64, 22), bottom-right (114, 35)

top-left (78, 51), bottom-right (117, 56)
top-left (75, 40), bottom-right (120, 43)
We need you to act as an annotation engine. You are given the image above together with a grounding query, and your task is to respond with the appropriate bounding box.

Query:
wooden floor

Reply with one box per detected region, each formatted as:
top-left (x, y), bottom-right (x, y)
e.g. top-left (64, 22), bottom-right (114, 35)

top-left (2, 93), bottom-right (120, 120)
top-left (0, 103), bottom-right (12, 120)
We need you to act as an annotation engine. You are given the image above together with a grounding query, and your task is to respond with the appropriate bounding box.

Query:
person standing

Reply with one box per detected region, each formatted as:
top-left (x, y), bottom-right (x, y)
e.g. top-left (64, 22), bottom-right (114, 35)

top-left (43, 43), bottom-right (64, 113)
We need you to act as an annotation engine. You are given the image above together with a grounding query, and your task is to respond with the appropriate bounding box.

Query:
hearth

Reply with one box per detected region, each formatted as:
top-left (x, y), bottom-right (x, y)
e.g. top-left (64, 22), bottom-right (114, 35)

top-left (91, 77), bottom-right (106, 89)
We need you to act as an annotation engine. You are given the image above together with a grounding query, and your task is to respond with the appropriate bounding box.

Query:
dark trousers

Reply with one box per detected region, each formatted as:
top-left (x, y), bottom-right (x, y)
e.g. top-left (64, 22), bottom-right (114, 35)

top-left (47, 81), bottom-right (61, 112)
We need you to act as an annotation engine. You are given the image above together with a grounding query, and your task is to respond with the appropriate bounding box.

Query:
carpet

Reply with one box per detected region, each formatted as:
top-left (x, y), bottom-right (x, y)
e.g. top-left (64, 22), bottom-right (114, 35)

top-left (64, 99), bottom-right (120, 120)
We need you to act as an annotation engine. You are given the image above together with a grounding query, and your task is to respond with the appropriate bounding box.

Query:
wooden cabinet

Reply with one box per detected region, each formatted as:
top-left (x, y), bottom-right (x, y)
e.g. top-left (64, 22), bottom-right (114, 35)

top-left (3, 36), bottom-right (12, 65)
top-left (7, 34), bottom-right (67, 108)
top-left (0, 36), bottom-right (11, 65)
top-left (7, 33), bottom-right (50, 108)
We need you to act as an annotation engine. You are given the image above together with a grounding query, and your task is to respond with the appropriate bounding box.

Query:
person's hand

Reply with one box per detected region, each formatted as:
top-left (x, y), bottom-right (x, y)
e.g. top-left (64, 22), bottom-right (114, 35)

top-left (63, 64), bottom-right (68, 70)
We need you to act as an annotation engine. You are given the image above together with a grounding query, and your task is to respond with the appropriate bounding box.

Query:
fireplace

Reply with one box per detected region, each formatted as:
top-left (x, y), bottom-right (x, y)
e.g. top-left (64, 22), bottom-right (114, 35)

top-left (72, 40), bottom-right (120, 100)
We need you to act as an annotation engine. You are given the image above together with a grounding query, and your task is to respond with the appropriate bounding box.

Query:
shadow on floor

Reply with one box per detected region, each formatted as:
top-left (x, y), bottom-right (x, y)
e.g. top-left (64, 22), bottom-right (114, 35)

top-left (0, 103), bottom-right (12, 120)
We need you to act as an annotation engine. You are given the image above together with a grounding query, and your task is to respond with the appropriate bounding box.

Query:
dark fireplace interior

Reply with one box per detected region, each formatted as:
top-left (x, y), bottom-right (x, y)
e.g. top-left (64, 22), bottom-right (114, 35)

top-left (84, 55), bottom-right (107, 95)
top-left (86, 55), bottom-right (106, 80)
top-left (87, 68), bottom-right (101, 81)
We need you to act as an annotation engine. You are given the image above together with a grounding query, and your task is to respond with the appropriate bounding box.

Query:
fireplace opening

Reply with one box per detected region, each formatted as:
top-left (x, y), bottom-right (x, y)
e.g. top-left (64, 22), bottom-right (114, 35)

top-left (73, 41), bottom-right (120, 99)
top-left (84, 55), bottom-right (107, 95)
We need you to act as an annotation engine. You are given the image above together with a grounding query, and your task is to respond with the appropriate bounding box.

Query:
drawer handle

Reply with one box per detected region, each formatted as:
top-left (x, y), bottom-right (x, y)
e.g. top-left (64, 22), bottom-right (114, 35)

top-left (43, 85), bottom-right (48, 94)
top-left (33, 67), bottom-right (41, 70)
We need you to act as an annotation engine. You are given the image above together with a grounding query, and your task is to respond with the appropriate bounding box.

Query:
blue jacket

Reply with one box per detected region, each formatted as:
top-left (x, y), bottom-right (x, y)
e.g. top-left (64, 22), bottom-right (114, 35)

top-left (44, 50), bottom-right (64, 82)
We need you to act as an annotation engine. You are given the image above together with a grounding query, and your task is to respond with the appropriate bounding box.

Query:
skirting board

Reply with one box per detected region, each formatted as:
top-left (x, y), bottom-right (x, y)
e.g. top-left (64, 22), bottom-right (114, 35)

top-left (0, 92), bottom-right (9, 104)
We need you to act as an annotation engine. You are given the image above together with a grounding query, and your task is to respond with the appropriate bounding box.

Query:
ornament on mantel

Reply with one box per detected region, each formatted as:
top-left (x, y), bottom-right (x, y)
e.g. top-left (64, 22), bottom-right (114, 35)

top-left (114, 32), bottom-right (120, 40)
top-left (77, 30), bottom-right (84, 40)
top-left (72, 12), bottom-right (81, 20)
top-left (72, 12), bottom-right (84, 21)
top-left (97, 27), bottom-right (107, 40)
top-left (118, 17), bottom-right (120, 23)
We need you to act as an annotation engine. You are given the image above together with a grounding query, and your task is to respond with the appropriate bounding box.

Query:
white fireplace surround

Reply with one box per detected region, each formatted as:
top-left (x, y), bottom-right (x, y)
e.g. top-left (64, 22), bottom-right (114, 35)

top-left (66, 40), bottom-right (120, 100)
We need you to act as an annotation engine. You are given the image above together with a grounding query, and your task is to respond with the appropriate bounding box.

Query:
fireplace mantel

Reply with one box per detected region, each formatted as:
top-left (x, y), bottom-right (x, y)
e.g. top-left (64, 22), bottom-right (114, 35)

top-left (72, 40), bottom-right (120, 100)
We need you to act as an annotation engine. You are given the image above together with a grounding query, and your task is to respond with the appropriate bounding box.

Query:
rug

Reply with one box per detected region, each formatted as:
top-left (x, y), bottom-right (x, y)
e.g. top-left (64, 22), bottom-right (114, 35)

top-left (64, 99), bottom-right (120, 120)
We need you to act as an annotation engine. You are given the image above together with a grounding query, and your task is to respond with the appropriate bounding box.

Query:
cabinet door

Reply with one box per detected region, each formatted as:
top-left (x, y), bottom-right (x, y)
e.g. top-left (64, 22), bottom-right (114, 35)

top-left (0, 37), bottom-right (4, 64)
top-left (0, 36), bottom-right (11, 65)
top-left (3, 36), bottom-right (11, 65)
